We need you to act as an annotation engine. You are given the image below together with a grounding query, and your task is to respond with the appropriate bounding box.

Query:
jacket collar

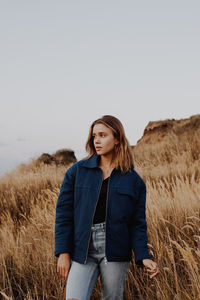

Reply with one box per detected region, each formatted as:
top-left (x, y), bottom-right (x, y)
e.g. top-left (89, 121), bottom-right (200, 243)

top-left (80, 153), bottom-right (133, 172)
top-left (81, 154), bottom-right (100, 168)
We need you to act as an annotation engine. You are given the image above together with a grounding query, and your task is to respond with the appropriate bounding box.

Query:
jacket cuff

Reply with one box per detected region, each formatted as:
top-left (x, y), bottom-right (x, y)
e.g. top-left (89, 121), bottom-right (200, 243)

top-left (54, 245), bottom-right (73, 258)
top-left (135, 252), bottom-right (152, 267)
top-left (135, 259), bottom-right (144, 268)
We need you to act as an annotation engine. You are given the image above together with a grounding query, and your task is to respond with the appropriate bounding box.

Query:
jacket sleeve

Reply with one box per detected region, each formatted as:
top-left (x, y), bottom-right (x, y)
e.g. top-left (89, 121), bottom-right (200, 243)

top-left (130, 180), bottom-right (152, 267)
top-left (54, 164), bottom-right (76, 257)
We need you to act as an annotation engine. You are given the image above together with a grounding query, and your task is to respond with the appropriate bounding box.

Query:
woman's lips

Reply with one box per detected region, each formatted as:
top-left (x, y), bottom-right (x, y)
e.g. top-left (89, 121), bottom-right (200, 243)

top-left (96, 147), bottom-right (102, 150)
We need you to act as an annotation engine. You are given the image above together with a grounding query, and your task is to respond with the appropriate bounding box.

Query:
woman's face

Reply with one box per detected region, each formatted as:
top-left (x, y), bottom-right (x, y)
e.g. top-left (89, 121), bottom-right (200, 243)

top-left (92, 123), bottom-right (118, 156)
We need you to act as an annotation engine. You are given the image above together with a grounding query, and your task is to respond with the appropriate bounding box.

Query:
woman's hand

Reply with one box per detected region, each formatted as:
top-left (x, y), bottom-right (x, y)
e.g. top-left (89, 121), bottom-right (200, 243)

top-left (142, 259), bottom-right (159, 278)
top-left (57, 253), bottom-right (71, 281)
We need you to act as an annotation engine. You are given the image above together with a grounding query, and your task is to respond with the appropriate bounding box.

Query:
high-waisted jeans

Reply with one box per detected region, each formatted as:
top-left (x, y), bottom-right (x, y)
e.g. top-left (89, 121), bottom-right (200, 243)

top-left (65, 221), bottom-right (130, 300)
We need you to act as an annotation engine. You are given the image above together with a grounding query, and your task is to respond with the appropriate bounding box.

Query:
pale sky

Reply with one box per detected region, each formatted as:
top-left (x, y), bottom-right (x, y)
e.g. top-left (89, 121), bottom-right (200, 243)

top-left (0, 0), bottom-right (200, 177)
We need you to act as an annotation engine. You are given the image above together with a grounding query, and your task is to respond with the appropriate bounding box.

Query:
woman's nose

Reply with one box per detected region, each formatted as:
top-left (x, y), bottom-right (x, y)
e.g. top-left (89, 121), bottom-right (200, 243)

top-left (94, 137), bottom-right (100, 143)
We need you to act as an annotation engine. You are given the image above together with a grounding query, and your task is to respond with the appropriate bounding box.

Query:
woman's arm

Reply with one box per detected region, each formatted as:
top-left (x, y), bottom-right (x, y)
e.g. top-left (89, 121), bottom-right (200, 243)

top-left (54, 164), bottom-right (76, 257)
top-left (130, 180), bottom-right (159, 277)
top-left (130, 180), bottom-right (152, 266)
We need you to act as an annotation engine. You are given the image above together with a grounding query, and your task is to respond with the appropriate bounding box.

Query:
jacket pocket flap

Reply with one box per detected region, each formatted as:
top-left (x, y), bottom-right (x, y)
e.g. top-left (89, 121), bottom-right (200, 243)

top-left (117, 187), bottom-right (137, 199)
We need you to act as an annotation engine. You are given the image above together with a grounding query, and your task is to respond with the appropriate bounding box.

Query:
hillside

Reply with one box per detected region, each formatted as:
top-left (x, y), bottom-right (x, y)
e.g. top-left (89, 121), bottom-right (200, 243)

top-left (130, 114), bottom-right (200, 182)
top-left (136, 114), bottom-right (200, 146)
top-left (0, 114), bottom-right (199, 300)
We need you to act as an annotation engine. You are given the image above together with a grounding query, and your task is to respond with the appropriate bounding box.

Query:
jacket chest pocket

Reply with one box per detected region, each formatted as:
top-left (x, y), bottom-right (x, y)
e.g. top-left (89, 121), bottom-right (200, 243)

top-left (116, 187), bottom-right (137, 202)
top-left (110, 188), bottom-right (137, 222)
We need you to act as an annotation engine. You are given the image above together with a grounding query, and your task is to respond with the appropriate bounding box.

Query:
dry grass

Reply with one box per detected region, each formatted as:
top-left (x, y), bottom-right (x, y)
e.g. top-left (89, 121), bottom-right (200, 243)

top-left (0, 132), bottom-right (200, 299)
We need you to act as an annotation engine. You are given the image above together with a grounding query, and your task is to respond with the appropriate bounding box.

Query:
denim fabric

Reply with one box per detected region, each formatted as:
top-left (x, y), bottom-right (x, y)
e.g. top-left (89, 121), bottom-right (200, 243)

top-left (66, 222), bottom-right (130, 300)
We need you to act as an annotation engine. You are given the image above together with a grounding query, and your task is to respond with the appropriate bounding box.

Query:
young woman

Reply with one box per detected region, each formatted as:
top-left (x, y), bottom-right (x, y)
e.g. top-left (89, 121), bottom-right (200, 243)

top-left (55, 115), bottom-right (159, 300)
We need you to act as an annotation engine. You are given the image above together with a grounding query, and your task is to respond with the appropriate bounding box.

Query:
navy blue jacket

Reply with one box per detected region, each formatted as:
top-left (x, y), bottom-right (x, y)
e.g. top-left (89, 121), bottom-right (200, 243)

top-left (54, 154), bottom-right (152, 266)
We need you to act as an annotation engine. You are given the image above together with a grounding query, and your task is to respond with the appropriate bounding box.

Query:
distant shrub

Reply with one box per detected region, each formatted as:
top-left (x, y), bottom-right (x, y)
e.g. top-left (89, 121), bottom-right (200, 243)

top-left (53, 148), bottom-right (77, 165)
top-left (37, 153), bottom-right (56, 165)
top-left (36, 148), bottom-right (77, 166)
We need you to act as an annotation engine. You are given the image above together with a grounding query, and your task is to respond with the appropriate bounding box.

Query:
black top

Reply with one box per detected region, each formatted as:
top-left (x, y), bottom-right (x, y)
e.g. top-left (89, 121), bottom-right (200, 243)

top-left (93, 176), bottom-right (109, 224)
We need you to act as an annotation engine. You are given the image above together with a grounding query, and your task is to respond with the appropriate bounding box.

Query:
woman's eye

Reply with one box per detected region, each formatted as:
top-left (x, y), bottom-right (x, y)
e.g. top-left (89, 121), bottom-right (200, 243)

top-left (92, 134), bottom-right (105, 138)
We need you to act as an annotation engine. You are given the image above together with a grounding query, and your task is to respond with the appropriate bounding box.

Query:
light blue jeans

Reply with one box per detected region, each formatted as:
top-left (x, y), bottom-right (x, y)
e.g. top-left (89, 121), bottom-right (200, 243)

top-left (65, 221), bottom-right (130, 300)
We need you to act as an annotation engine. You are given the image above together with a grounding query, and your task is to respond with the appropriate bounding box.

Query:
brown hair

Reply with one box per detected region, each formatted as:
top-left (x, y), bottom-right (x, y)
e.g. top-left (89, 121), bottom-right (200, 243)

top-left (85, 115), bottom-right (134, 172)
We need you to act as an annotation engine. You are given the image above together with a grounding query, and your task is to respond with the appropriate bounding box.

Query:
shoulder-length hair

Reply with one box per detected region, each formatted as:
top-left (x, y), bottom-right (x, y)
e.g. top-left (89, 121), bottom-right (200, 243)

top-left (85, 115), bottom-right (134, 172)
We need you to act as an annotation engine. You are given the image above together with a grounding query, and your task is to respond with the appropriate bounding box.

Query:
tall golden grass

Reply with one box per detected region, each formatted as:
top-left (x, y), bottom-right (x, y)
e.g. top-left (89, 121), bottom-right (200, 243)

top-left (0, 131), bottom-right (200, 300)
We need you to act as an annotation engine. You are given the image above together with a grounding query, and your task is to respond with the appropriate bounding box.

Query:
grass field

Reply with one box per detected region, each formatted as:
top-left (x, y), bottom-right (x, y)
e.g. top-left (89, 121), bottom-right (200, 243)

top-left (0, 131), bottom-right (199, 299)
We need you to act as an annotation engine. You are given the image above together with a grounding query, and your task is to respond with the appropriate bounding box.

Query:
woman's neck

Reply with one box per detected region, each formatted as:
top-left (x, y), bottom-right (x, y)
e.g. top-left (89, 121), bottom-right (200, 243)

top-left (99, 153), bottom-right (115, 169)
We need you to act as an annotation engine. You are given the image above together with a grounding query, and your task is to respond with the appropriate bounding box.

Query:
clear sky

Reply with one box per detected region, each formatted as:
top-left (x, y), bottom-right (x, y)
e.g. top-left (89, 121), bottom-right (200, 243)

top-left (0, 0), bottom-right (200, 177)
